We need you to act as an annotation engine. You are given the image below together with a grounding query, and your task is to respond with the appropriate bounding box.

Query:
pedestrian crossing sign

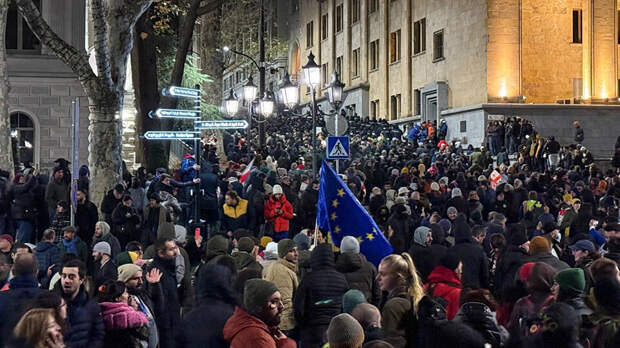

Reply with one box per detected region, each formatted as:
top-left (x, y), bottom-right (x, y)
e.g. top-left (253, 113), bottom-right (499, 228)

top-left (327, 136), bottom-right (350, 159)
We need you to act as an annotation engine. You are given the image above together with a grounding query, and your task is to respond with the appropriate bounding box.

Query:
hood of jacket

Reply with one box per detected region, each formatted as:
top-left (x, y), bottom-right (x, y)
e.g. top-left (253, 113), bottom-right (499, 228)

top-left (223, 306), bottom-right (272, 343)
top-left (310, 243), bottom-right (336, 270)
top-left (413, 226), bottom-right (431, 246)
top-left (196, 264), bottom-right (237, 306)
top-left (335, 252), bottom-right (365, 273)
top-left (99, 301), bottom-right (149, 330)
top-left (35, 241), bottom-right (57, 253)
top-left (453, 214), bottom-right (473, 244)
top-left (427, 265), bottom-right (462, 287)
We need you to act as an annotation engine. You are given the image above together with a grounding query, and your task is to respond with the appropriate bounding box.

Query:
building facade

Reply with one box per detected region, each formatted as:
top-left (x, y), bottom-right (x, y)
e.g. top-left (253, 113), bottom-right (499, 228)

top-left (283, 0), bottom-right (620, 156)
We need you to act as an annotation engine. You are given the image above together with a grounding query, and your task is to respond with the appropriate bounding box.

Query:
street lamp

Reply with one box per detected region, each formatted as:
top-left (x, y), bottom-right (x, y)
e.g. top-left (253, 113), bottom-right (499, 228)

top-left (279, 72), bottom-right (299, 109)
top-left (258, 92), bottom-right (275, 118)
top-left (243, 75), bottom-right (258, 102)
top-left (303, 52), bottom-right (321, 179)
top-left (224, 89), bottom-right (239, 115)
top-left (327, 72), bottom-right (345, 109)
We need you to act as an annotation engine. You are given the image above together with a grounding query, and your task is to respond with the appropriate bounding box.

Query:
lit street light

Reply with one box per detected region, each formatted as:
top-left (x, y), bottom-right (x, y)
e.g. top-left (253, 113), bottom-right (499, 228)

top-left (303, 52), bottom-right (321, 179)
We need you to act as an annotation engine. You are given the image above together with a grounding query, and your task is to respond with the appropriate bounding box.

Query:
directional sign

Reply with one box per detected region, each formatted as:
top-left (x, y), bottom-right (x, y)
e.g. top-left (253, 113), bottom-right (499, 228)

top-left (148, 109), bottom-right (201, 119)
top-left (194, 120), bottom-right (249, 130)
top-left (161, 86), bottom-right (200, 98)
top-left (143, 131), bottom-right (200, 140)
top-left (326, 136), bottom-right (350, 159)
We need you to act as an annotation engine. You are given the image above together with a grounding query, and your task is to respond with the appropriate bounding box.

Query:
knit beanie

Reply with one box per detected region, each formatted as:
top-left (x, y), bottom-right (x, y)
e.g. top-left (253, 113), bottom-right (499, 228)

top-left (117, 264), bottom-right (142, 283)
top-left (293, 232), bottom-right (310, 251)
top-left (451, 188), bottom-right (462, 198)
top-left (438, 219), bottom-right (452, 233)
top-left (264, 242), bottom-right (279, 260)
top-left (327, 313), bottom-right (365, 348)
top-left (237, 237), bottom-right (255, 253)
top-left (277, 239), bottom-right (296, 258)
top-left (529, 236), bottom-right (551, 255)
top-left (555, 268), bottom-right (586, 294)
top-left (243, 279), bottom-right (279, 312)
top-left (430, 182), bottom-right (440, 191)
top-left (340, 236), bottom-right (360, 254)
top-left (114, 251), bottom-right (138, 266)
top-left (446, 206), bottom-right (458, 215)
top-left (93, 241), bottom-right (111, 256)
top-left (206, 235), bottom-right (229, 260)
top-left (260, 236), bottom-right (273, 248)
top-left (342, 289), bottom-right (367, 314)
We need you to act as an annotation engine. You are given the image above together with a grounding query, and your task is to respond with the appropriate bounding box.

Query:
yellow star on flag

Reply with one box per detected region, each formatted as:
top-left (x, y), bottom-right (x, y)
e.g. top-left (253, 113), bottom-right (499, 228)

top-left (331, 212), bottom-right (338, 221)
top-left (372, 228), bottom-right (378, 234)
top-left (337, 189), bottom-right (345, 197)
top-left (366, 233), bottom-right (375, 241)
top-left (334, 226), bottom-right (341, 233)
top-left (357, 236), bottom-right (364, 244)
top-left (332, 199), bottom-right (340, 208)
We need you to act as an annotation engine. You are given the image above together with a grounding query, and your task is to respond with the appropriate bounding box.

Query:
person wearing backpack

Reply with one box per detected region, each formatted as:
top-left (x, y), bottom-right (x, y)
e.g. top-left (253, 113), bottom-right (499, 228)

top-left (424, 253), bottom-right (463, 320)
top-left (376, 253), bottom-right (424, 348)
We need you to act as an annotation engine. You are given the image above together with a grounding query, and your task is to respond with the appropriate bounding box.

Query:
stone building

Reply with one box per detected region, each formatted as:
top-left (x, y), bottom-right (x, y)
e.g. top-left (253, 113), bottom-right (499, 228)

top-left (284, 0), bottom-right (620, 157)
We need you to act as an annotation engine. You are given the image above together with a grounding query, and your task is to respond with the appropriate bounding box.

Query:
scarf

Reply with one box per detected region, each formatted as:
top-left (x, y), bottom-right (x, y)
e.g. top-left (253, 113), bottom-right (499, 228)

top-left (62, 238), bottom-right (77, 254)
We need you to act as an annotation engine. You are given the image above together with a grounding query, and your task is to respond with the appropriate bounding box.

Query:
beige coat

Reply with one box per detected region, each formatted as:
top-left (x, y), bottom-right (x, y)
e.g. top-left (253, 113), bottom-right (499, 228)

top-left (263, 258), bottom-right (299, 331)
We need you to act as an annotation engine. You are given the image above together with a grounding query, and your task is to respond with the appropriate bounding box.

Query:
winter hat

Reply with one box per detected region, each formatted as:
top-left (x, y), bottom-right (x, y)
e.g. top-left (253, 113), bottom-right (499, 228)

top-left (0, 234), bottom-right (14, 245)
top-left (542, 221), bottom-right (559, 235)
top-left (237, 237), bottom-right (255, 253)
top-left (507, 224), bottom-right (528, 246)
top-left (519, 262), bottom-right (536, 282)
top-left (440, 252), bottom-right (461, 271)
top-left (272, 185), bottom-right (283, 195)
top-left (93, 241), bottom-right (111, 256)
top-left (430, 182), bottom-right (440, 191)
top-left (529, 236), bottom-right (551, 255)
top-left (526, 262), bottom-right (556, 293)
top-left (174, 225), bottom-right (187, 244)
top-left (447, 206), bottom-right (458, 215)
top-left (114, 251), bottom-right (138, 266)
top-left (260, 236), bottom-right (273, 248)
top-left (351, 303), bottom-right (381, 330)
top-left (397, 187), bottom-right (410, 196)
top-left (555, 268), bottom-right (586, 294)
top-left (243, 279), bottom-right (279, 312)
top-left (327, 313), bottom-right (365, 348)
top-left (451, 188), bottom-right (462, 198)
top-left (413, 226), bottom-right (431, 246)
top-left (293, 232), bottom-right (310, 251)
top-left (342, 289), bottom-right (367, 314)
top-left (438, 219), bottom-right (452, 233)
top-left (340, 236), bottom-right (360, 254)
top-left (394, 197), bottom-right (408, 205)
top-left (264, 184), bottom-right (273, 195)
top-left (264, 242), bottom-right (279, 260)
top-left (569, 240), bottom-right (595, 252)
top-left (117, 264), bottom-right (142, 283)
top-left (206, 235), bottom-right (229, 260)
top-left (277, 239), bottom-right (296, 258)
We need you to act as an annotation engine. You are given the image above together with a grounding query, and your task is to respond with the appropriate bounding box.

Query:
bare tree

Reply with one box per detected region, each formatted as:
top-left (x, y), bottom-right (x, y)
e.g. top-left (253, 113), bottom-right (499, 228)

top-left (0, 0), bottom-right (14, 174)
top-left (15, 0), bottom-right (152, 208)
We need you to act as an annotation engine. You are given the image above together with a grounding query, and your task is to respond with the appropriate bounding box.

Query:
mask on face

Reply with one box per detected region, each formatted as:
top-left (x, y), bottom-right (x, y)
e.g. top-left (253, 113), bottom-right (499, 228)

top-left (555, 233), bottom-right (562, 243)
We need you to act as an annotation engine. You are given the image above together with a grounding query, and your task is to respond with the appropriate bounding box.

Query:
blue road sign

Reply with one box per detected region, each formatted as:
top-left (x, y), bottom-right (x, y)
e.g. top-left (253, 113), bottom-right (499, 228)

top-left (143, 131), bottom-right (200, 140)
top-left (149, 109), bottom-right (200, 119)
top-left (162, 86), bottom-right (200, 98)
top-left (326, 136), bottom-right (350, 159)
top-left (194, 120), bottom-right (249, 130)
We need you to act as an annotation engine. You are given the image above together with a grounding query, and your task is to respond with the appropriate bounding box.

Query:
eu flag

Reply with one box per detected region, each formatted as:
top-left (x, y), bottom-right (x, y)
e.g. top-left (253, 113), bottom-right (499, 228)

top-left (317, 160), bottom-right (393, 265)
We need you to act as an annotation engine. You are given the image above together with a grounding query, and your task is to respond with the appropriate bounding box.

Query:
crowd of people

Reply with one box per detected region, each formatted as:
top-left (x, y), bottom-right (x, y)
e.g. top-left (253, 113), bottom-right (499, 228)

top-left (0, 111), bottom-right (619, 348)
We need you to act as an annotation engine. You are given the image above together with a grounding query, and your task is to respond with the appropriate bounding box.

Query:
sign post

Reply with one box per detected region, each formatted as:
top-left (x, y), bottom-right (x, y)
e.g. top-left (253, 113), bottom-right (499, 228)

top-left (71, 98), bottom-right (79, 226)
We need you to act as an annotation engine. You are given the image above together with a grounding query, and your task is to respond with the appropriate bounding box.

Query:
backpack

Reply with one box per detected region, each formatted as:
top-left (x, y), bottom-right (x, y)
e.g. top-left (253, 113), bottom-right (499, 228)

top-left (517, 294), bottom-right (554, 337)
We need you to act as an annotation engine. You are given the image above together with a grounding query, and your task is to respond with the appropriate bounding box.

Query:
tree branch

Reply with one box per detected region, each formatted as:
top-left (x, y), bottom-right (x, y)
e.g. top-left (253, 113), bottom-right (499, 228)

top-left (90, 0), bottom-right (113, 88)
top-left (196, 0), bottom-right (222, 17)
top-left (15, 0), bottom-right (99, 94)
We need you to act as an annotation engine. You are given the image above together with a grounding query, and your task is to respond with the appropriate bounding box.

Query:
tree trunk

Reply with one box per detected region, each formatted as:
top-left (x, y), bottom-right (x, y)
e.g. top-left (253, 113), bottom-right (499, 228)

top-left (0, 0), bottom-right (14, 174)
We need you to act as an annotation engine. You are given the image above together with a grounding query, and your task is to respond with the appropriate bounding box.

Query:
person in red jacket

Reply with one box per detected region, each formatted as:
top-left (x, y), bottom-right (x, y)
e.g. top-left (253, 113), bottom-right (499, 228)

top-left (424, 252), bottom-right (463, 320)
top-left (223, 279), bottom-right (296, 348)
top-left (264, 185), bottom-right (294, 241)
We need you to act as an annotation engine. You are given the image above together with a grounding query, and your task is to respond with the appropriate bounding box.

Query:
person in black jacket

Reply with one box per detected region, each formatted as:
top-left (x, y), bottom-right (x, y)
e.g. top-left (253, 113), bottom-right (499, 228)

top-left (178, 264), bottom-right (237, 348)
top-left (75, 188), bottom-right (99, 245)
top-left (146, 238), bottom-right (181, 348)
top-left (56, 259), bottom-right (105, 348)
top-left (199, 162), bottom-right (220, 237)
top-left (299, 181), bottom-right (319, 229)
top-left (111, 195), bottom-right (141, 249)
top-left (92, 241), bottom-right (118, 289)
top-left (294, 243), bottom-right (349, 348)
top-left (450, 219), bottom-right (489, 289)
top-left (8, 172), bottom-right (38, 244)
top-left (573, 121), bottom-right (584, 143)
top-left (101, 184), bottom-right (125, 225)
top-left (495, 224), bottom-right (530, 303)
top-left (336, 236), bottom-right (381, 306)
top-left (408, 226), bottom-right (435, 281)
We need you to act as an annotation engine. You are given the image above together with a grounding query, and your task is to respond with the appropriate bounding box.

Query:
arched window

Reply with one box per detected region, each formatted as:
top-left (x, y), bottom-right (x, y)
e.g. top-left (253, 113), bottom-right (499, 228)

top-left (10, 112), bottom-right (35, 168)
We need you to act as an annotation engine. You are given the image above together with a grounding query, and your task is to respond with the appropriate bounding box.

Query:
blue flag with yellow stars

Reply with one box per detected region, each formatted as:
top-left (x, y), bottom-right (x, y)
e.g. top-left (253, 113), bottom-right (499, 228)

top-left (317, 160), bottom-right (393, 265)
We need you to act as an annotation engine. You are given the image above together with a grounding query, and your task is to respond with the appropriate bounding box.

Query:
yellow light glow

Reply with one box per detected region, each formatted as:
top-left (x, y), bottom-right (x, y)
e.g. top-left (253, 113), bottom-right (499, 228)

top-left (600, 87), bottom-right (607, 99)
top-left (499, 80), bottom-right (507, 98)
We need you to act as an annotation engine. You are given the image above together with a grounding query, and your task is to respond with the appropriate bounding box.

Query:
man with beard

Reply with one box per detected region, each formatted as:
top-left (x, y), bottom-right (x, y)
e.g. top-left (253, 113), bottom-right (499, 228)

top-left (118, 263), bottom-right (164, 348)
top-left (74, 188), bottom-right (98, 245)
top-left (56, 259), bottom-right (104, 347)
top-left (223, 279), bottom-right (296, 347)
top-left (58, 226), bottom-right (89, 264)
top-left (91, 241), bottom-right (117, 289)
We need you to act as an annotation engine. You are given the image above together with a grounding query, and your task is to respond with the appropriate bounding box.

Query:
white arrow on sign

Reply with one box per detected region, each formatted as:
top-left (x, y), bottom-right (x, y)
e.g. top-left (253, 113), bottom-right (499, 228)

top-left (148, 109), bottom-right (200, 119)
top-left (143, 131), bottom-right (201, 140)
top-left (194, 120), bottom-right (249, 130)
top-left (161, 86), bottom-right (200, 98)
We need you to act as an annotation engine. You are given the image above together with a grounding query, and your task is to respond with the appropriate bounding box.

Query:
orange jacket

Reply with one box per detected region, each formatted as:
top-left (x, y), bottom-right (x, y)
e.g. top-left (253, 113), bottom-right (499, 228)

top-left (224, 306), bottom-right (296, 348)
top-left (264, 195), bottom-right (294, 233)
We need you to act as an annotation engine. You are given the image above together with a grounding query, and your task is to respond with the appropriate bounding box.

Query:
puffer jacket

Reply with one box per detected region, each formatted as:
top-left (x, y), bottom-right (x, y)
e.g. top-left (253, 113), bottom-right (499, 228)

top-left (453, 302), bottom-right (509, 348)
top-left (293, 243), bottom-right (349, 328)
top-left (263, 258), bottom-right (299, 331)
top-left (335, 252), bottom-right (381, 306)
top-left (8, 176), bottom-right (37, 220)
top-left (264, 194), bottom-right (294, 233)
top-left (424, 265), bottom-right (462, 320)
top-left (99, 301), bottom-right (149, 348)
top-left (61, 286), bottom-right (105, 348)
top-left (220, 198), bottom-right (254, 233)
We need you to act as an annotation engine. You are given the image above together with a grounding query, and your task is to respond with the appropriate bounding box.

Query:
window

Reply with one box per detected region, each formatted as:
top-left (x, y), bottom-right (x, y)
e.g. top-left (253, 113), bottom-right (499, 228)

top-left (336, 5), bottom-right (343, 33)
top-left (369, 40), bottom-right (379, 70)
top-left (390, 94), bottom-right (401, 120)
top-left (336, 56), bottom-right (343, 77)
top-left (414, 89), bottom-right (421, 115)
top-left (351, 0), bottom-right (360, 24)
top-left (291, 0), bottom-right (299, 13)
top-left (572, 10), bottom-right (582, 44)
top-left (6, 0), bottom-right (41, 52)
top-left (235, 71), bottom-right (241, 84)
top-left (351, 48), bottom-right (360, 77)
top-left (389, 30), bottom-right (401, 63)
top-left (433, 30), bottom-right (444, 61)
top-left (321, 14), bottom-right (328, 40)
top-left (322, 63), bottom-right (329, 87)
top-left (460, 121), bottom-right (467, 133)
top-left (10, 112), bottom-right (35, 168)
top-left (414, 18), bottom-right (426, 55)
top-left (306, 21), bottom-right (314, 48)
top-left (369, 0), bottom-right (379, 13)
top-left (370, 100), bottom-right (379, 119)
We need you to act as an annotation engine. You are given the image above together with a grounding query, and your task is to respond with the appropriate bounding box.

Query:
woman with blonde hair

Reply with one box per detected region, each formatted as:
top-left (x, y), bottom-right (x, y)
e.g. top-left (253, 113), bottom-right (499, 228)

top-left (13, 308), bottom-right (64, 348)
top-left (376, 252), bottom-right (424, 348)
